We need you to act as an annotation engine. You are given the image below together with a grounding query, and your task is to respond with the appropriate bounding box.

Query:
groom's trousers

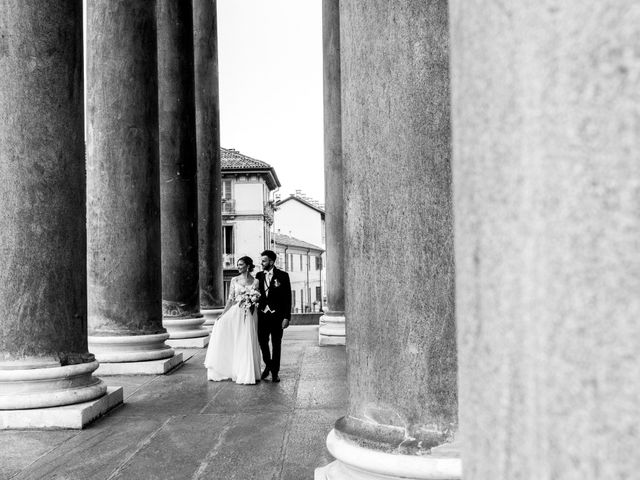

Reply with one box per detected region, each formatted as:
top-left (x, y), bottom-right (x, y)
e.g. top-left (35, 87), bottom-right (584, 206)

top-left (258, 311), bottom-right (283, 375)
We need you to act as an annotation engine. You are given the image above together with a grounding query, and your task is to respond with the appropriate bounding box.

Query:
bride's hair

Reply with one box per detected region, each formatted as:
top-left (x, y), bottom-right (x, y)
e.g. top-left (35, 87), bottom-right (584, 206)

top-left (237, 256), bottom-right (255, 272)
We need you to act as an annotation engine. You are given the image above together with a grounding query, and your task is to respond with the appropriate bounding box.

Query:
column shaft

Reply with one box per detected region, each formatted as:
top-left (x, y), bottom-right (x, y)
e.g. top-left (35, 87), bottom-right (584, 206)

top-left (0, 1), bottom-right (105, 409)
top-left (319, 1), bottom-right (459, 478)
top-left (86, 0), bottom-right (175, 365)
top-left (193, 0), bottom-right (225, 328)
top-left (451, 2), bottom-right (640, 478)
top-left (319, 0), bottom-right (346, 346)
top-left (157, 0), bottom-right (207, 343)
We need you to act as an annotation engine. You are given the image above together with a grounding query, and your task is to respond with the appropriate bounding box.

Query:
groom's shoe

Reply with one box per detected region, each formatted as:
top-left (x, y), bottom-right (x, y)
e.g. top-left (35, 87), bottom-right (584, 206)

top-left (261, 367), bottom-right (270, 381)
top-left (272, 373), bottom-right (280, 383)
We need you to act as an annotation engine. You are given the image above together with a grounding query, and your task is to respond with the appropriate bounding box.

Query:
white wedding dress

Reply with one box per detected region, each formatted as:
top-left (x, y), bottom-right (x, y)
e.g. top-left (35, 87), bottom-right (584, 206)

top-left (204, 277), bottom-right (262, 384)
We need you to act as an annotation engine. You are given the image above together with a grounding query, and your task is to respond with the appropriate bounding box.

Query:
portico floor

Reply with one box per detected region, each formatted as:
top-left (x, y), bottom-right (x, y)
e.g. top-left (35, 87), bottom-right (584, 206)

top-left (1, 326), bottom-right (346, 480)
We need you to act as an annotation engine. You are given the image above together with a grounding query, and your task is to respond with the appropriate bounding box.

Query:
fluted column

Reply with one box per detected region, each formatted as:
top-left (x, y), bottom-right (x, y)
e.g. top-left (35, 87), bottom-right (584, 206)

top-left (318, 0), bottom-right (345, 347)
top-left (451, 2), bottom-right (640, 478)
top-left (85, 0), bottom-right (181, 375)
top-left (157, 0), bottom-right (208, 347)
top-left (193, 0), bottom-right (224, 330)
top-left (317, 1), bottom-right (460, 479)
top-left (0, 1), bottom-right (106, 411)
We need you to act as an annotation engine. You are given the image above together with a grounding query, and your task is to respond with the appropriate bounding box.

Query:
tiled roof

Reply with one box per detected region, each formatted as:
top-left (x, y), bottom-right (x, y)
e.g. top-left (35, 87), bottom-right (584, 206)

top-left (274, 233), bottom-right (324, 252)
top-left (276, 194), bottom-right (325, 214)
top-left (220, 147), bottom-right (281, 189)
top-left (221, 148), bottom-right (272, 170)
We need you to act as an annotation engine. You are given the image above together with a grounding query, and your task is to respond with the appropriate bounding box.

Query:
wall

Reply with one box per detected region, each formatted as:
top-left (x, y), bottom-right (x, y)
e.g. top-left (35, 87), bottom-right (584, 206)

top-left (234, 181), bottom-right (264, 215)
top-left (275, 200), bottom-right (324, 247)
top-left (275, 245), bottom-right (324, 313)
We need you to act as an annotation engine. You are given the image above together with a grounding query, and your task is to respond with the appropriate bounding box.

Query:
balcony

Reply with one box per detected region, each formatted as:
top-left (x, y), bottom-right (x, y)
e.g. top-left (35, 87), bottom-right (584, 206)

top-left (264, 201), bottom-right (275, 224)
top-left (222, 199), bottom-right (235, 214)
top-left (222, 253), bottom-right (236, 269)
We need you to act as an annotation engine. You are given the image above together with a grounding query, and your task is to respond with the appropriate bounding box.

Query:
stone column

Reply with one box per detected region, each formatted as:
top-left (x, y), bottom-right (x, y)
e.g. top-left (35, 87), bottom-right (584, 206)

top-left (85, 0), bottom-right (182, 375)
top-left (450, 3), bottom-right (640, 478)
top-left (317, 1), bottom-right (461, 479)
top-left (0, 1), bottom-right (118, 425)
top-left (193, 0), bottom-right (225, 331)
top-left (318, 0), bottom-right (346, 347)
top-left (157, 0), bottom-right (209, 347)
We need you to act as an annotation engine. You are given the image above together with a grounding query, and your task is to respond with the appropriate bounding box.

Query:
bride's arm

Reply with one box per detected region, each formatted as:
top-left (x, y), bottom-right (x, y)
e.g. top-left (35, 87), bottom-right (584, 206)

top-left (221, 278), bottom-right (235, 314)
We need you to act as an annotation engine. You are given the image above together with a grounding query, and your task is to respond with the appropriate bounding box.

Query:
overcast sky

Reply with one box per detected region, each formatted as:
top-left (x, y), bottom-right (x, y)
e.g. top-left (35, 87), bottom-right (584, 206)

top-left (217, 0), bottom-right (325, 203)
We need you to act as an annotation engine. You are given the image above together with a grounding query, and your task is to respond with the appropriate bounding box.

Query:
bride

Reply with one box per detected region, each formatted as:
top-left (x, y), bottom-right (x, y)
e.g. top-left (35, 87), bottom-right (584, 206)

top-left (204, 256), bottom-right (262, 384)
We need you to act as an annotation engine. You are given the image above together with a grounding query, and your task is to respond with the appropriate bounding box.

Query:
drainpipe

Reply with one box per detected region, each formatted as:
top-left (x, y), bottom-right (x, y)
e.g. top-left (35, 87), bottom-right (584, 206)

top-left (306, 248), bottom-right (311, 313)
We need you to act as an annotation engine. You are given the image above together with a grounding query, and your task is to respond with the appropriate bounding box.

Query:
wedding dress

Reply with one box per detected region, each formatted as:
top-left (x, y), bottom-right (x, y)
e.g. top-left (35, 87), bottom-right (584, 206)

top-left (204, 277), bottom-right (262, 384)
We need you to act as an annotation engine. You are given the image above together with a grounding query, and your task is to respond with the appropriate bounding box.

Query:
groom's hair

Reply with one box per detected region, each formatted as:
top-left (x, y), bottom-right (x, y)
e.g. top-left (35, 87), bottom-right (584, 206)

top-left (261, 250), bottom-right (277, 261)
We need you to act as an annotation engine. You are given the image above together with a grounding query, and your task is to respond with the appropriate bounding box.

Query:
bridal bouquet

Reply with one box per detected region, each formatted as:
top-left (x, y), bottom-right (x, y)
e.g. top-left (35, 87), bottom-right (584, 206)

top-left (238, 287), bottom-right (260, 314)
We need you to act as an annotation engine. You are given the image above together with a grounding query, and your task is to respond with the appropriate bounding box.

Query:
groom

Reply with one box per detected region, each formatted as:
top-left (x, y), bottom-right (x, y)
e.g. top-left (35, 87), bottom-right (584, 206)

top-left (256, 250), bottom-right (292, 382)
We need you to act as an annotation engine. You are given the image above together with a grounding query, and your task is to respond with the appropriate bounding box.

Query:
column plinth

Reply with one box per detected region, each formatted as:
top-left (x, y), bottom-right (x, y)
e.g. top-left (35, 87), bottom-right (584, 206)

top-left (158, 0), bottom-right (208, 346)
top-left (318, 311), bottom-right (345, 346)
top-left (0, 2), bottom-right (110, 421)
top-left (88, 333), bottom-right (174, 363)
top-left (86, 0), bottom-right (179, 372)
top-left (0, 361), bottom-right (106, 410)
top-left (316, 428), bottom-right (461, 480)
top-left (318, 0), bottom-right (459, 477)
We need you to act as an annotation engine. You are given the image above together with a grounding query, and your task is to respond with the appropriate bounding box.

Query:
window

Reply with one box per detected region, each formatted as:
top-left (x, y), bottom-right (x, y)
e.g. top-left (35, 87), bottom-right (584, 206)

top-left (223, 225), bottom-right (234, 254)
top-left (299, 255), bottom-right (303, 271)
top-left (284, 252), bottom-right (289, 271)
top-left (289, 253), bottom-right (294, 271)
top-left (222, 180), bottom-right (233, 214)
top-left (222, 179), bottom-right (232, 201)
top-left (300, 289), bottom-right (304, 311)
top-left (292, 290), bottom-right (296, 312)
top-left (316, 286), bottom-right (321, 302)
top-left (315, 256), bottom-right (322, 270)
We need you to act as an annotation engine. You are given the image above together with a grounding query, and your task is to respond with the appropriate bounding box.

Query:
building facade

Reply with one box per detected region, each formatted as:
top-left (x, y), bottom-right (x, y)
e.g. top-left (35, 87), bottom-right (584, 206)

top-left (273, 233), bottom-right (325, 313)
top-left (275, 193), bottom-right (326, 248)
top-left (221, 148), bottom-right (280, 298)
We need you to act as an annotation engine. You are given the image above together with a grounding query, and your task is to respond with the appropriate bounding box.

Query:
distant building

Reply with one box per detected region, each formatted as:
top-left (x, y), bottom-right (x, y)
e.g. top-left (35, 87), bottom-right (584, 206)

top-left (274, 233), bottom-right (325, 313)
top-left (221, 147), bottom-right (280, 298)
top-left (273, 192), bottom-right (327, 312)
top-left (275, 192), bottom-right (325, 249)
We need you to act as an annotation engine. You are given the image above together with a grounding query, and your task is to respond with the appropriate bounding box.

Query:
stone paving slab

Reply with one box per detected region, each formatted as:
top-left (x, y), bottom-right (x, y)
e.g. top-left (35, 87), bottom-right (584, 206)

top-left (0, 326), bottom-right (347, 480)
top-left (11, 416), bottom-right (169, 480)
top-left (0, 430), bottom-right (76, 480)
top-left (109, 414), bottom-right (236, 480)
top-left (280, 409), bottom-right (344, 480)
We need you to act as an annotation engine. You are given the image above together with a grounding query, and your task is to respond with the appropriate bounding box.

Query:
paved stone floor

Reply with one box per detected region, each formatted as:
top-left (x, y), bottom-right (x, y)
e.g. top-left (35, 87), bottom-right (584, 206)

top-left (1, 326), bottom-right (347, 480)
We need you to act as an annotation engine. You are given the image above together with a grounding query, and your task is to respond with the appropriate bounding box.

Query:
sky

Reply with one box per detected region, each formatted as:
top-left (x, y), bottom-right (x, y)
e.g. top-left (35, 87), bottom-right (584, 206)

top-left (217, 0), bottom-right (325, 203)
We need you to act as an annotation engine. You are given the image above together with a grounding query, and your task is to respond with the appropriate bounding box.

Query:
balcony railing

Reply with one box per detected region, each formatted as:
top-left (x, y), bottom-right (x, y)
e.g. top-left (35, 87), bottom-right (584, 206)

top-left (222, 199), bottom-right (235, 214)
top-left (222, 253), bottom-right (236, 269)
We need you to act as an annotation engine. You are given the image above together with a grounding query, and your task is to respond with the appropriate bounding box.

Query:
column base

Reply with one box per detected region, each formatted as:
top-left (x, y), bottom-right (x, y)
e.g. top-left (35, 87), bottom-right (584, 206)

top-left (88, 333), bottom-right (175, 363)
top-left (201, 307), bottom-right (225, 331)
top-left (166, 336), bottom-right (209, 348)
top-left (0, 386), bottom-right (123, 430)
top-left (163, 314), bottom-right (210, 346)
top-left (319, 312), bottom-right (346, 346)
top-left (95, 353), bottom-right (184, 375)
top-left (315, 429), bottom-right (461, 480)
top-left (0, 359), bottom-right (107, 410)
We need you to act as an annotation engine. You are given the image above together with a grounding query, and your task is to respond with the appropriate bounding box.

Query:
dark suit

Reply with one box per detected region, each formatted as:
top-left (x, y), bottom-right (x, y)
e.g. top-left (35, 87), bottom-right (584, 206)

top-left (256, 267), bottom-right (291, 376)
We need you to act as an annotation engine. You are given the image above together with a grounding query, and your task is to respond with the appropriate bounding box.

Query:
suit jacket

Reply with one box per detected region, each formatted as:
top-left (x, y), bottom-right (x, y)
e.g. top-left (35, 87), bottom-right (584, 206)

top-left (256, 267), bottom-right (292, 320)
